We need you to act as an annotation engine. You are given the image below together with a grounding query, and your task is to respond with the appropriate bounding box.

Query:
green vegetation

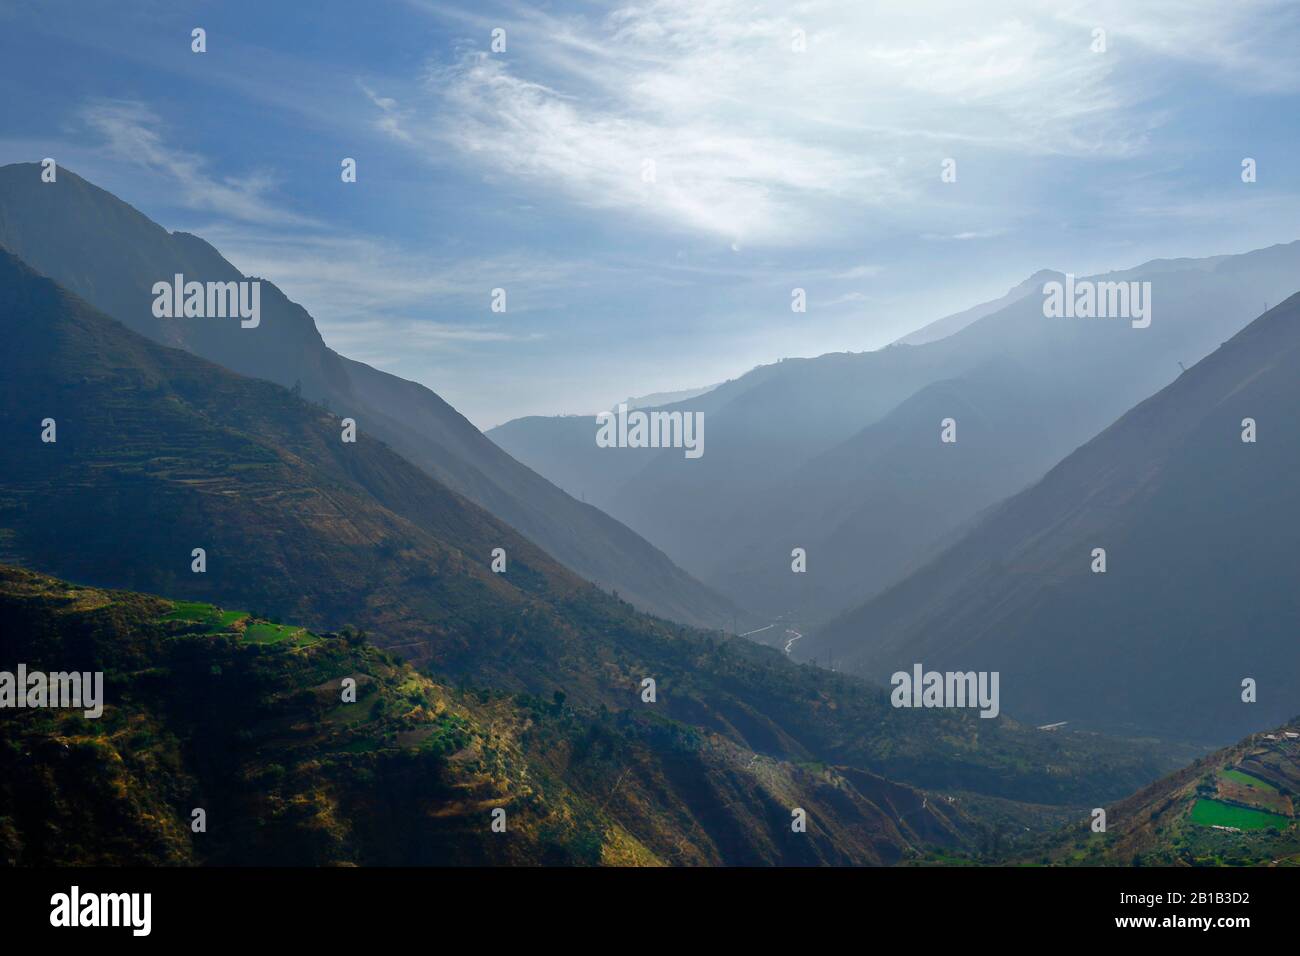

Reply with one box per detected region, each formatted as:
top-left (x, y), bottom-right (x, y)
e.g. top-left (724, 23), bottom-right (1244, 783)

top-left (162, 601), bottom-right (249, 631)
top-left (0, 566), bottom-right (976, 866)
top-left (162, 601), bottom-right (216, 621)
top-left (1189, 798), bottom-right (1288, 831)
top-left (1019, 723), bottom-right (1300, 866)
top-left (162, 600), bottom-right (312, 646)
top-left (242, 622), bottom-right (315, 646)
top-left (6, 578), bottom-right (1297, 870)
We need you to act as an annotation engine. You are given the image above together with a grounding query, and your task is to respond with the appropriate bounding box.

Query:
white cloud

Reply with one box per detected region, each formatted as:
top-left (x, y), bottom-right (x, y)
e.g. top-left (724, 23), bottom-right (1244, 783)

top-left (199, 224), bottom-right (580, 343)
top-left (77, 100), bottom-right (317, 228)
top-left (382, 0), bottom-right (1297, 248)
top-left (70, 100), bottom-right (571, 364)
top-left (423, 53), bottom-right (894, 245)
top-left (921, 229), bottom-right (1007, 241)
top-left (1054, 0), bottom-right (1300, 91)
top-left (833, 264), bottom-right (885, 280)
top-left (359, 82), bottom-right (414, 143)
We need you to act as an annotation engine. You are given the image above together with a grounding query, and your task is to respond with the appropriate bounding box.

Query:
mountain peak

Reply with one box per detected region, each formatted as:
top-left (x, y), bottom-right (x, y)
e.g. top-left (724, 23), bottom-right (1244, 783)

top-left (0, 165), bottom-right (739, 631)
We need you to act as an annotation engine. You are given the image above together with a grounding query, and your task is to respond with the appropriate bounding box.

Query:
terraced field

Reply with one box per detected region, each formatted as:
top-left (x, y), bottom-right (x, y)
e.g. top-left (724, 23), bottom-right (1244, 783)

top-left (162, 602), bottom-right (249, 629)
top-left (1215, 768), bottom-right (1292, 816)
top-left (1026, 724), bottom-right (1300, 865)
top-left (1189, 798), bottom-right (1289, 831)
top-left (162, 601), bottom-right (316, 646)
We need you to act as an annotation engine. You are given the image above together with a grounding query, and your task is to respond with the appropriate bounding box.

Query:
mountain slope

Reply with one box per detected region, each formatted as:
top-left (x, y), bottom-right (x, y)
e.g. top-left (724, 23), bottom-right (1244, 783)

top-left (0, 250), bottom-right (1182, 812)
top-left (891, 269), bottom-right (1055, 346)
top-left (492, 244), bottom-right (1300, 623)
top-left (1027, 719), bottom-right (1300, 866)
top-left (708, 355), bottom-right (1061, 617)
top-left (0, 566), bottom-right (972, 866)
top-left (805, 293), bottom-right (1300, 743)
top-left (0, 162), bottom-right (735, 631)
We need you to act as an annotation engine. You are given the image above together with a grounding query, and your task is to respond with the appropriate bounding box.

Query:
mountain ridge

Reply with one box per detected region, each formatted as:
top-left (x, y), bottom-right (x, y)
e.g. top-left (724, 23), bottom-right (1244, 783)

top-left (0, 564), bottom-right (972, 866)
top-left (0, 248), bottom-right (1183, 811)
top-left (491, 241), bottom-right (1300, 626)
top-left (802, 292), bottom-right (1300, 743)
top-left (0, 162), bottom-right (737, 631)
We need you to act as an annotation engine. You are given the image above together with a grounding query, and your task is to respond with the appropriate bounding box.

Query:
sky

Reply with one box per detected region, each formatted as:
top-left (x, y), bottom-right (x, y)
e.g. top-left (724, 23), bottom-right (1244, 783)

top-left (2, 0), bottom-right (1300, 428)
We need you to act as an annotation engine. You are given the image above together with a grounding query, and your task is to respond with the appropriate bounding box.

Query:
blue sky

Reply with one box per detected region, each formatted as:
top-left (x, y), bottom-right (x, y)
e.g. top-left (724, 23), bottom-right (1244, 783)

top-left (3, 0), bottom-right (1300, 427)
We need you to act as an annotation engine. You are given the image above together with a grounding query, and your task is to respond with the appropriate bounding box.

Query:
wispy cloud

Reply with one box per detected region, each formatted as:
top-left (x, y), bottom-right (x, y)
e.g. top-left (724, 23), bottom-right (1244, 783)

top-left (372, 0), bottom-right (1160, 245)
top-left (427, 53), bottom-right (896, 244)
top-left (200, 224), bottom-right (583, 334)
top-left (377, 0), bottom-right (1299, 250)
top-left (72, 99), bottom-right (571, 369)
top-left (1055, 0), bottom-right (1300, 92)
top-left (359, 81), bottom-right (414, 143)
top-left (922, 229), bottom-right (1007, 241)
top-left (833, 264), bottom-right (885, 280)
top-left (77, 99), bottom-right (318, 228)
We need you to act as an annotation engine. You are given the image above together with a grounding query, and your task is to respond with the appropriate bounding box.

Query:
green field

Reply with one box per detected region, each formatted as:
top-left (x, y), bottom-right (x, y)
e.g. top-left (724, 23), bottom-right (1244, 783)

top-left (243, 622), bottom-right (316, 646)
top-left (161, 600), bottom-right (217, 621)
top-left (1189, 798), bottom-right (1289, 831)
top-left (160, 599), bottom-right (313, 645)
top-left (161, 601), bottom-right (249, 629)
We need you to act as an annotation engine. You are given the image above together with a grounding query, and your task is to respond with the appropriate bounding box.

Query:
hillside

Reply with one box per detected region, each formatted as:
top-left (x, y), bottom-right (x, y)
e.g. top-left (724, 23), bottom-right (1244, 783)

top-left (1025, 720), bottom-right (1300, 866)
top-left (805, 293), bottom-right (1300, 744)
top-left (0, 251), bottom-right (1184, 814)
top-left (0, 566), bottom-right (971, 865)
top-left (0, 162), bottom-right (736, 631)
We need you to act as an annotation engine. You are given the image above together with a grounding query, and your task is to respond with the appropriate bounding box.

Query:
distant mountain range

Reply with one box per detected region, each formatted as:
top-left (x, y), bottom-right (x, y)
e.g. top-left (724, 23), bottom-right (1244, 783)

top-left (803, 293), bottom-right (1300, 744)
top-left (491, 243), bottom-right (1300, 628)
top-left (619, 384), bottom-right (720, 411)
top-left (0, 163), bottom-right (737, 632)
top-left (890, 269), bottom-right (1057, 346)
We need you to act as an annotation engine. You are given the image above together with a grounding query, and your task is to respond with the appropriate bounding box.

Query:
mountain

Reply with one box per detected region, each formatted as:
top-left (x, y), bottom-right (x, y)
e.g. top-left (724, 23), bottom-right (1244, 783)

top-left (803, 293), bottom-right (1300, 744)
top-left (491, 243), bottom-right (1300, 625)
top-left (891, 269), bottom-right (1056, 346)
top-left (0, 247), bottom-right (576, 665)
top-left (0, 566), bottom-right (971, 866)
top-left (1026, 719), bottom-right (1300, 866)
top-left (620, 384), bottom-right (720, 410)
top-left (1, 566), bottom-right (1285, 866)
top-left (0, 162), bottom-right (736, 631)
top-left (0, 250), bottom-right (1183, 819)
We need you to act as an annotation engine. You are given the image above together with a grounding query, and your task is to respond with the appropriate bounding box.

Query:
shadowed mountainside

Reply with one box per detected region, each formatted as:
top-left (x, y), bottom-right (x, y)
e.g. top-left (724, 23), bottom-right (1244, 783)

top-left (0, 250), bottom-right (1184, 815)
top-left (0, 162), bottom-right (737, 631)
top-left (804, 293), bottom-right (1300, 744)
